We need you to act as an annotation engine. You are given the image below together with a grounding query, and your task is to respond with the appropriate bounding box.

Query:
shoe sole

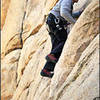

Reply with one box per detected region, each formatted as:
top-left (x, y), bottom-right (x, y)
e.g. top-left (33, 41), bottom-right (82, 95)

top-left (40, 70), bottom-right (54, 78)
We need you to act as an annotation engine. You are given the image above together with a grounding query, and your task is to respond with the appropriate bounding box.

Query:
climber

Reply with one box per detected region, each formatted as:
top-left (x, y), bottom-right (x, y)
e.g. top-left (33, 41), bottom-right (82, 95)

top-left (40, 0), bottom-right (83, 78)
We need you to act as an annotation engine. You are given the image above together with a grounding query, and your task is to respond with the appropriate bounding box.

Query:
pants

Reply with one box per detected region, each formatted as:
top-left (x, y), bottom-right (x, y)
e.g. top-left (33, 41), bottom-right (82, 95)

top-left (49, 29), bottom-right (67, 59)
top-left (44, 13), bottom-right (68, 71)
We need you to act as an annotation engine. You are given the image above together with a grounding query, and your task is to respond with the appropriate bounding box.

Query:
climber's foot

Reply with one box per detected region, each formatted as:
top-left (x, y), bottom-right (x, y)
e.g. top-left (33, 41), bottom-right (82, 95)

top-left (46, 54), bottom-right (57, 64)
top-left (40, 69), bottom-right (54, 78)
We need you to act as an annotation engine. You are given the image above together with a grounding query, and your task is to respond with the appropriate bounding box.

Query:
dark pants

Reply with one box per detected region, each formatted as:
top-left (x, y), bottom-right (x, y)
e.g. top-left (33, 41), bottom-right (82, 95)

top-left (44, 13), bottom-right (68, 71)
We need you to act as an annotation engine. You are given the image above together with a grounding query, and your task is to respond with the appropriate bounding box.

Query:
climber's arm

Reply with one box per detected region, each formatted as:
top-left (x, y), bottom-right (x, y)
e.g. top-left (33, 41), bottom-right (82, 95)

top-left (60, 0), bottom-right (76, 24)
top-left (72, 10), bottom-right (83, 18)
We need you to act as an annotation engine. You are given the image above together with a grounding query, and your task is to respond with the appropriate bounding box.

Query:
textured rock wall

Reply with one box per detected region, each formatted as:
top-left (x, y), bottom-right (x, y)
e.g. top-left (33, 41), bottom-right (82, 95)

top-left (1, 0), bottom-right (11, 29)
top-left (1, 50), bottom-right (21, 100)
top-left (1, 0), bottom-right (58, 58)
top-left (1, 0), bottom-right (99, 100)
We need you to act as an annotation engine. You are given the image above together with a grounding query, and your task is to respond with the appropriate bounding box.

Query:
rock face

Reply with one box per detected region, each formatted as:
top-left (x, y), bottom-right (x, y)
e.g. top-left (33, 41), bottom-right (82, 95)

top-left (1, 0), bottom-right (11, 29)
top-left (1, 0), bottom-right (99, 100)
top-left (1, 50), bottom-right (21, 100)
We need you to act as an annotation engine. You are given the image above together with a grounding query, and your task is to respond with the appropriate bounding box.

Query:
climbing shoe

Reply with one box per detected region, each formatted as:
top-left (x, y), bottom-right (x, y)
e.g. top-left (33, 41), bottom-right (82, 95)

top-left (46, 54), bottom-right (57, 64)
top-left (40, 69), bottom-right (54, 78)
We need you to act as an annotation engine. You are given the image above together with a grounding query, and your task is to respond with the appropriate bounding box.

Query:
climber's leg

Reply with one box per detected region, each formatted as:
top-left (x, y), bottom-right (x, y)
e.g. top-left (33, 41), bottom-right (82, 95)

top-left (40, 13), bottom-right (68, 78)
top-left (46, 27), bottom-right (68, 63)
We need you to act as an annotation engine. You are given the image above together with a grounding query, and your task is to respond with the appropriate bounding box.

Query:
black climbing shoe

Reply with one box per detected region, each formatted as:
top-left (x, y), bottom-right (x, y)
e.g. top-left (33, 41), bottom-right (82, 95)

top-left (40, 69), bottom-right (54, 78)
top-left (46, 54), bottom-right (57, 64)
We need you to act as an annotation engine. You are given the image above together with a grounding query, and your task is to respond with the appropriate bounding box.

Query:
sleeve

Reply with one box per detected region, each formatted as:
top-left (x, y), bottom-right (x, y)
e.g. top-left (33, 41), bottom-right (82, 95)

top-left (72, 10), bottom-right (82, 18)
top-left (60, 0), bottom-right (76, 24)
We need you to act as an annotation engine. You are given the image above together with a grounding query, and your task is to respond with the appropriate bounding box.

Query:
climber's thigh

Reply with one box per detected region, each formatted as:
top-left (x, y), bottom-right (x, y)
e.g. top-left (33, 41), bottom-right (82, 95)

top-left (55, 28), bottom-right (68, 41)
